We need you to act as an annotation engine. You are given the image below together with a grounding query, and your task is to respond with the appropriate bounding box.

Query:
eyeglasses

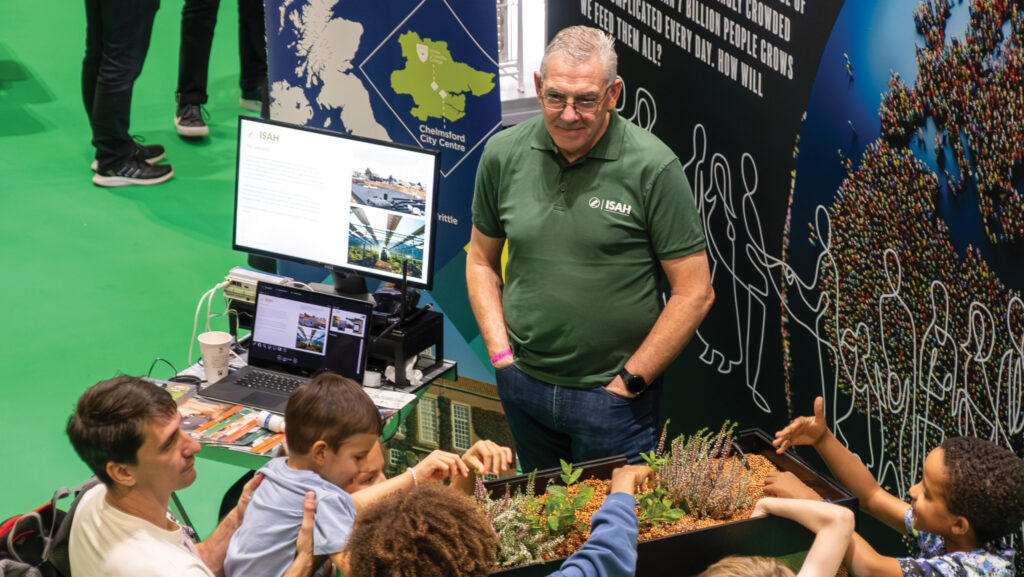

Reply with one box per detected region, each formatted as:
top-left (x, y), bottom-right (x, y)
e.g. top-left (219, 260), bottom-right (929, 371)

top-left (541, 85), bottom-right (612, 114)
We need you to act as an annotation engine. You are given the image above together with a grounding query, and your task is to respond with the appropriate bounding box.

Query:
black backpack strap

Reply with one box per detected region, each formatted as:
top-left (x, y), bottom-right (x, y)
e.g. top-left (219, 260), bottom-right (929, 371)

top-left (42, 477), bottom-right (100, 577)
top-left (3, 481), bottom-right (81, 569)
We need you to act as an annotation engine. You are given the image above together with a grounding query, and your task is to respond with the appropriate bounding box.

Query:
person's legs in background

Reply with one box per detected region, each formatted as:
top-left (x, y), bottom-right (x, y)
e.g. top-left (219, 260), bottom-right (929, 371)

top-left (85, 0), bottom-right (173, 186)
top-left (237, 0), bottom-right (268, 114)
top-left (82, 0), bottom-right (103, 120)
top-left (175, 0), bottom-right (218, 138)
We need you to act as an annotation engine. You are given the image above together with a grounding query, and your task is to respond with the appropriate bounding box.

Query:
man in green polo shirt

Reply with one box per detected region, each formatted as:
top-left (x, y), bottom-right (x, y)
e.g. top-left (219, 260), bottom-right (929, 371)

top-left (467, 25), bottom-right (715, 472)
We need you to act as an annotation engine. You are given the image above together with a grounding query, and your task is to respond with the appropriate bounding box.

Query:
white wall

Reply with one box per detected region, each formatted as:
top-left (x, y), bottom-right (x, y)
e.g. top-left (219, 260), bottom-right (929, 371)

top-left (498, 0), bottom-right (545, 101)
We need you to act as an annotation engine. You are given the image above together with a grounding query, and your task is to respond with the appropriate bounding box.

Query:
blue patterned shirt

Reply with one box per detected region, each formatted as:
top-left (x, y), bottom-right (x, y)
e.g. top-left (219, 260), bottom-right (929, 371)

top-left (898, 507), bottom-right (1015, 577)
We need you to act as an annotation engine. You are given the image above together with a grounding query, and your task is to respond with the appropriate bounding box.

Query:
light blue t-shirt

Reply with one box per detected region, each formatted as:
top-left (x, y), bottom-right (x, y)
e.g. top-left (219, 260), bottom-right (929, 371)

top-left (224, 457), bottom-right (356, 577)
top-left (898, 507), bottom-right (1015, 577)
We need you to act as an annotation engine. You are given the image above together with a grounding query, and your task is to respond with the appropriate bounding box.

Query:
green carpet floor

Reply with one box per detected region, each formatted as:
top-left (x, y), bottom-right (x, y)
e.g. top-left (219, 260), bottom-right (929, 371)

top-left (1, 0), bottom-right (261, 536)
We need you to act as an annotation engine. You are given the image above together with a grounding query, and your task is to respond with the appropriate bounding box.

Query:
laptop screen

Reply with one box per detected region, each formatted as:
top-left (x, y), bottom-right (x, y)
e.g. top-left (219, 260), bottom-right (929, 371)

top-left (248, 282), bottom-right (373, 381)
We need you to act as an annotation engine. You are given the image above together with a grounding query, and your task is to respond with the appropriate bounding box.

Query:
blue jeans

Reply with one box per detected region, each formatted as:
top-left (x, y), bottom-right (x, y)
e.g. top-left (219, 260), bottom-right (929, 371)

top-left (495, 364), bottom-right (661, 473)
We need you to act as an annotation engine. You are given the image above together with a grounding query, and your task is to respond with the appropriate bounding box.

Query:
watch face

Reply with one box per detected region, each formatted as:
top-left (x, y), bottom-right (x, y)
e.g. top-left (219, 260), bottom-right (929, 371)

top-left (625, 374), bottom-right (646, 394)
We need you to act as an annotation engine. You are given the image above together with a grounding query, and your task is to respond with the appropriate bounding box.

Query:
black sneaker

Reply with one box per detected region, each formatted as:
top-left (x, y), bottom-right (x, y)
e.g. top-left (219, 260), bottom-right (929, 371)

top-left (90, 140), bottom-right (165, 172)
top-left (175, 103), bottom-right (209, 137)
top-left (93, 157), bottom-right (174, 187)
top-left (240, 86), bottom-right (264, 112)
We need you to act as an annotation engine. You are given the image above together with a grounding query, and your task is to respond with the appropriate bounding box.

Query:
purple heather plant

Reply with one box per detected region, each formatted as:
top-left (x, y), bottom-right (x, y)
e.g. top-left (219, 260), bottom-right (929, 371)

top-left (475, 471), bottom-right (564, 568)
top-left (661, 420), bottom-right (753, 519)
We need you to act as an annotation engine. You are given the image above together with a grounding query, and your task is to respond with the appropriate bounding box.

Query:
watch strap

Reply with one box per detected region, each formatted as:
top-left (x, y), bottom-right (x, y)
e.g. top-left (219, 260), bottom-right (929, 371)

top-left (618, 367), bottom-right (647, 394)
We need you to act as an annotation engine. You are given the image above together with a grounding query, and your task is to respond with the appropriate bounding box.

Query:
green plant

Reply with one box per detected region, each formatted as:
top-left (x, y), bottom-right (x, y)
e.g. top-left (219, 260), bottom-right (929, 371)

top-left (636, 445), bottom-right (687, 526)
top-left (661, 421), bottom-right (754, 519)
top-left (636, 489), bottom-right (687, 526)
top-left (541, 460), bottom-right (594, 534)
top-left (639, 449), bottom-right (667, 472)
top-left (559, 459), bottom-right (583, 485)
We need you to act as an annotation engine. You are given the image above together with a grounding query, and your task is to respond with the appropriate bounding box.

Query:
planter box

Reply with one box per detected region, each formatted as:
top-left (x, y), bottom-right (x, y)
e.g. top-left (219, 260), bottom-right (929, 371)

top-left (485, 428), bottom-right (857, 577)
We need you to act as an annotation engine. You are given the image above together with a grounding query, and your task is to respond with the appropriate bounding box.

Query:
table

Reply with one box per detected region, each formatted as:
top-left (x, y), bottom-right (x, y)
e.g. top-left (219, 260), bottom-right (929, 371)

top-left (167, 355), bottom-right (455, 529)
top-left (183, 357), bottom-right (457, 470)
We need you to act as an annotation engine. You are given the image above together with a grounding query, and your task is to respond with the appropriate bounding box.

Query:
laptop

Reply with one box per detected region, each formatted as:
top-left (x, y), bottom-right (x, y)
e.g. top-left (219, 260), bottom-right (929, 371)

top-left (199, 281), bottom-right (374, 414)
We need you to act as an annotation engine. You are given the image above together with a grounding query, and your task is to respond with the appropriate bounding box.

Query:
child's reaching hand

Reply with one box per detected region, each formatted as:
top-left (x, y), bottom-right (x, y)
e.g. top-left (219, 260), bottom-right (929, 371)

top-left (773, 396), bottom-right (829, 453)
top-left (763, 471), bottom-right (821, 500)
top-left (351, 450), bottom-right (469, 512)
top-left (609, 464), bottom-right (654, 496)
top-left (448, 440), bottom-right (514, 494)
top-left (461, 440), bottom-right (513, 476)
top-left (412, 449), bottom-right (470, 483)
top-left (746, 498), bottom-right (855, 577)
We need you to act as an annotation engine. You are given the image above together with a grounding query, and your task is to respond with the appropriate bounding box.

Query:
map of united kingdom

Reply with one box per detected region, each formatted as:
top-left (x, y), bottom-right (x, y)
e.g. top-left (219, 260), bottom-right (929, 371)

top-left (391, 31), bottom-right (495, 122)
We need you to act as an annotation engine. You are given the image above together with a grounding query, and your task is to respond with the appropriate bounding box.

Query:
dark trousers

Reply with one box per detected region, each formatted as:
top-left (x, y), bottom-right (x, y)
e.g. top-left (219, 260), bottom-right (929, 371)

top-left (177, 0), bottom-right (267, 105)
top-left (82, 0), bottom-right (160, 166)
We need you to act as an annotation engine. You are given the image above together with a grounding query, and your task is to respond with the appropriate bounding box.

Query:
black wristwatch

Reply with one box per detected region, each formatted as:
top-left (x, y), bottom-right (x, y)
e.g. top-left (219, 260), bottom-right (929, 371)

top-left (619, 367), bottom-right (647, 395)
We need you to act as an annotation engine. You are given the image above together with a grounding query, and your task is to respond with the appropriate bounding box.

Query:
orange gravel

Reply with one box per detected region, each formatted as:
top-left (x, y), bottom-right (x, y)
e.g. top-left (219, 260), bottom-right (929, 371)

top-left (544, 454), bottom-right (796, 559)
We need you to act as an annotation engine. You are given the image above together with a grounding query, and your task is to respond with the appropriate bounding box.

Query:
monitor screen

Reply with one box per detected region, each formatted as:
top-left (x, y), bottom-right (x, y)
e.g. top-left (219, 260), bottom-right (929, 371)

top-left (234, 116), bottom-right (441, 289)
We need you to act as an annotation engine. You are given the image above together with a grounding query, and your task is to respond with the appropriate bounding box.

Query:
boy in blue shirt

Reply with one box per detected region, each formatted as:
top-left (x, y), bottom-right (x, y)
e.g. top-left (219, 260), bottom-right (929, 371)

top-left (773, 397), bottom-right (1024, 577)
top-left (224, 373), bottom-right (469, 577)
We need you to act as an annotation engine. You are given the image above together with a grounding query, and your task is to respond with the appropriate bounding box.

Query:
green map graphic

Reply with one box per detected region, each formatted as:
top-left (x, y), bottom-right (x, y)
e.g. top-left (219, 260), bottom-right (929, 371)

top-left (390, 31), bottom-right (495, 122)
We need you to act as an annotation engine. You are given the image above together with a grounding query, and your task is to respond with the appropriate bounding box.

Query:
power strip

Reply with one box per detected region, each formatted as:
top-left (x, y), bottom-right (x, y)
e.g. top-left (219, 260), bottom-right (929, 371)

top-left (224, 266), bottom-right (294, 303)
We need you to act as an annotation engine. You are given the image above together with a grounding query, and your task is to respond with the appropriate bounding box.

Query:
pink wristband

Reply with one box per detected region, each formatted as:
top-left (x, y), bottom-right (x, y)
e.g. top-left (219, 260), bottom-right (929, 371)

top-left (490, 348), bottom-right (513, 365)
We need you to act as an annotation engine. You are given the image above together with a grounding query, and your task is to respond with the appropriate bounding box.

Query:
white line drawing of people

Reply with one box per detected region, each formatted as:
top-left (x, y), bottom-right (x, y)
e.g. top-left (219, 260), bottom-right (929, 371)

top-left (682, 124), bottom-right (771, 412)
top-left (614, 76), bottom-right (657, 131)
top-left (997, 296), bottom-right (1024, 437)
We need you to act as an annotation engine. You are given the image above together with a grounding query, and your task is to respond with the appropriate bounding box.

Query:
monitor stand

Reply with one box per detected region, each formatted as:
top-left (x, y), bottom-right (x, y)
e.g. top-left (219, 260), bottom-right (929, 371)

top-left (310, 270), bottom-right (375, 305)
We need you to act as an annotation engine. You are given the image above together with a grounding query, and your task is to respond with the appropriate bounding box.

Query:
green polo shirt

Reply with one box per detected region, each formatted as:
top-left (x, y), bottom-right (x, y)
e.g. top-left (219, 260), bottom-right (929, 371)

top-left (472, 111), bottom-right (705, 388)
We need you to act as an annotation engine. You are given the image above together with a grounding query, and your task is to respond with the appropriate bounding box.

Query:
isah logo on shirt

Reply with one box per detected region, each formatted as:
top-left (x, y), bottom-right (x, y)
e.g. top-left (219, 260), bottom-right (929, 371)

top-left (589, 197), bottom-right (632, 216)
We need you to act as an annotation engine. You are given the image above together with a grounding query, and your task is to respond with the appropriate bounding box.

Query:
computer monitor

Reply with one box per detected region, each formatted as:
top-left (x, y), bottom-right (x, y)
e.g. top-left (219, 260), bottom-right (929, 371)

top-left (233, 116), bottom-right (441, 293)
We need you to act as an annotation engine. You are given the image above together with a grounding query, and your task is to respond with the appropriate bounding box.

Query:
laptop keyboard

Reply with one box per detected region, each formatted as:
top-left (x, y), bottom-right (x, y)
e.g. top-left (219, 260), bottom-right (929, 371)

top-left (237, 369), bottom-right (305, 394)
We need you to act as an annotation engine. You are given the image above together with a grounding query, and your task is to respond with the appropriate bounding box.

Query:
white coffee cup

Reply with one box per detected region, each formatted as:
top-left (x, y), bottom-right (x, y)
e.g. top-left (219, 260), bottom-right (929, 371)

top-left (363, 370), bottom-right (382, 388)
top-left (198, 331), bottom-right (233, 384)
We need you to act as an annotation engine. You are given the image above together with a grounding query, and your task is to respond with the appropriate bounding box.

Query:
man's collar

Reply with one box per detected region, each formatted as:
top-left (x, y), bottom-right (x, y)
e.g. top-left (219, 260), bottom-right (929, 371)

top-left (529, 116), bottom-right (558, 152)
top-left (585, 110), bottom-right (624, 160)
top-left (530, 110), bottom-right (625, 162)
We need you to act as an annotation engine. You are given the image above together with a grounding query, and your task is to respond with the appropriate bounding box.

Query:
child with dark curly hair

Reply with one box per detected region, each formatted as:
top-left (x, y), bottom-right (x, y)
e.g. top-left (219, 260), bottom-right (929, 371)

top-left (772, 397), bottom-right (1024, 577)
top-left (338, 464), bottom-right (654, 577)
